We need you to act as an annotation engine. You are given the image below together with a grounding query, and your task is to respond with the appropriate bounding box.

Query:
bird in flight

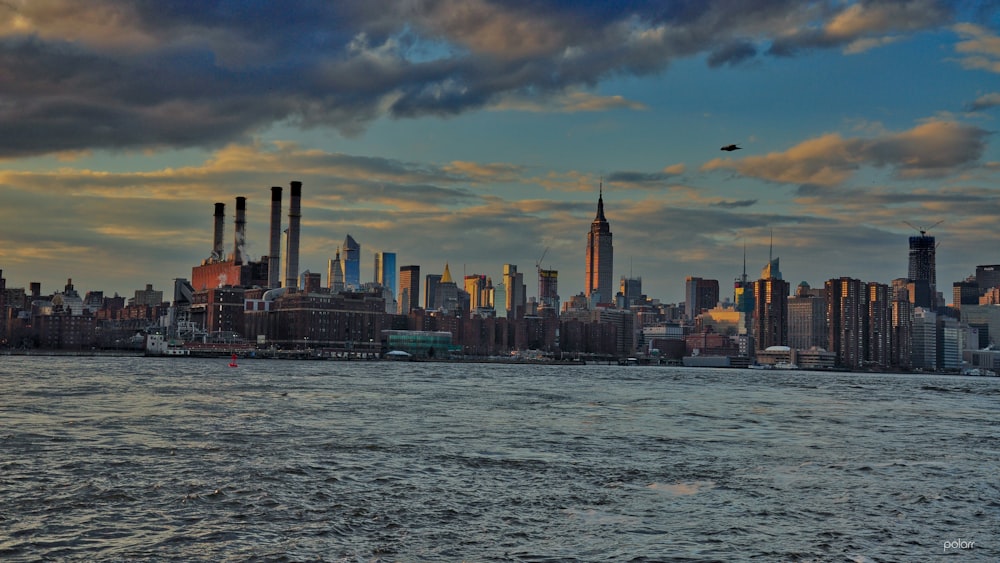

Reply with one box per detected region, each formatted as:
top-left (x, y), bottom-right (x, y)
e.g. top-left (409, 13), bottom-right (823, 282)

top-left (720, 144), bottom-right (742, 151)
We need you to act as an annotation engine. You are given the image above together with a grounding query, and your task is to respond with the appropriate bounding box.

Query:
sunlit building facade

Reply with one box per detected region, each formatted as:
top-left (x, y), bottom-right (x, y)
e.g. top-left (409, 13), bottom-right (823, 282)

top-left (585, 187), bottom-right (613, 306)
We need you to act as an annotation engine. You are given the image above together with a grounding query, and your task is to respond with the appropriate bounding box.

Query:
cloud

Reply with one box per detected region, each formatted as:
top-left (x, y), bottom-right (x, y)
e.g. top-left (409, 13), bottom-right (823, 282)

top-left (967, 92), bottom-right (1000, 111)
top-left (953, 23), bottom-right (1000, 73)
top-left (0, 0), bottom-right (966, 158)
top-left (702, 119), bottom-right (989, 186)
top-left (769, 0), bottom-right (950, 56)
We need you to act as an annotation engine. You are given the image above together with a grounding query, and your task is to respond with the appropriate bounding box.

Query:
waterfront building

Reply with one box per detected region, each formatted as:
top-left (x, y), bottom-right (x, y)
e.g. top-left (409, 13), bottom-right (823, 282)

top-left (752, 277), bottom-right (789, 352)
top-left (866, 282), bottom-right (892, 368)
top-left (825, 277), bottom-right (864, 369)
top-left (788, 282), bottom-right (827, 351)
top-left (891, 280), bottom-right (914, 369)
top-left (911, 307), bottom-right (937, 370)
top-left (585, 185), bottom-right (614, 306)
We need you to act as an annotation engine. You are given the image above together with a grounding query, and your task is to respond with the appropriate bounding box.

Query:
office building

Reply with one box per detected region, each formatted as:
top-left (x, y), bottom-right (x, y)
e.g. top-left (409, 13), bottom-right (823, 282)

top-left (976, 265), bottom-right (1000, 294)
top-left (328, 248), bottom-right (345, 292)
top-left (908, 232), bottom-right (936, 308)
top-left (343, 234), bottom-right (360, 289)
top-left (503, 264), bottom-right (526, 320)
top-left (585, 185), bottom-right (614, 305)
top-left (399, 265), bottom-right (420, 314)
top-left (685, 277), bottom-right (720, 321)
top-left (425, 274), bottom-right (441, 310)
top-left (374, 252), bottom-right (397, 296)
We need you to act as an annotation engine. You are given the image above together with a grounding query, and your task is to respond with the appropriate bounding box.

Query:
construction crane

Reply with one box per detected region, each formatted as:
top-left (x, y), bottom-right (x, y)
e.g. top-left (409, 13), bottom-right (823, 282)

top-left (535, 246), bottom-right (549, 274)
top-left (903, 220), bottom-right (943, 236)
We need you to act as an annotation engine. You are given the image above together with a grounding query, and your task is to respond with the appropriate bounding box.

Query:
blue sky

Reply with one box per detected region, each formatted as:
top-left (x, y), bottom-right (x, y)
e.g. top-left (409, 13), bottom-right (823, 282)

top-left (1, 1), bottom-right (999, 304)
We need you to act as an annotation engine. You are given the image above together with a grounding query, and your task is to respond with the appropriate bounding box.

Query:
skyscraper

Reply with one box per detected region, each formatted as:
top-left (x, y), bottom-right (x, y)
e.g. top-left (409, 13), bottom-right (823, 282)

top-left (399, 265), bottom-right (420, 314)
top-left (328, 247), bottom-right (344, 292)
top-left (374, 252), bottom-right (397, 298)
top-left (425, 274), bottom-right (441, 310)
top-left (752, 278), bottom-right (789, 351)
top-left (539, 269), bottom-right (559, 312)
top-left (685, 277), bottom-right (720, 321)
top-left (908, 231), bottom-right (936, 308)
top-left (585, 184), bottom-right (613, 306)
top-left (826, 277), bottom-right (864, 369)
top-left (503, 264), bottom-right (525, 320)
top-left (343, 234), bottom-right (360, 289)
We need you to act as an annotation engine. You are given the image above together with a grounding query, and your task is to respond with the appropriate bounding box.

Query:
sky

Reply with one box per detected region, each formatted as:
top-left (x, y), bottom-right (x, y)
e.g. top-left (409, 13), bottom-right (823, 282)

top-left (1, 0), bottom-right (1000, 305)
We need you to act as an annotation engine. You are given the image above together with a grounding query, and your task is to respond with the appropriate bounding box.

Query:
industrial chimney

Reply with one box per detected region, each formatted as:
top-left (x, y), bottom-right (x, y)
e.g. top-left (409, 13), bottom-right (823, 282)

top-left (283, 181), bottom-right (302, 289)
top-left (268, 186), bottom-right (282, 288)
top-left (234, 196), bottom-right (247, 265)
top-left (212, 202), bottom-right (225, 261)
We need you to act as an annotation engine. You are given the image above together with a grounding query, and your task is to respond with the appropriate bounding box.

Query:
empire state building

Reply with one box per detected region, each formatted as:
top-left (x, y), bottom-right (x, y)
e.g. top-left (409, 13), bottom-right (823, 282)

top-left (585, 185), bottom-right (613, 305)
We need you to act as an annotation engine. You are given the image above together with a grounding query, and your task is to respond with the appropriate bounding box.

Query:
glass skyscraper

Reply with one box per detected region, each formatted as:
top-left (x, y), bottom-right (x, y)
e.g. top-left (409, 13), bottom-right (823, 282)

top-left (343, 234), bottom-right (360, 289)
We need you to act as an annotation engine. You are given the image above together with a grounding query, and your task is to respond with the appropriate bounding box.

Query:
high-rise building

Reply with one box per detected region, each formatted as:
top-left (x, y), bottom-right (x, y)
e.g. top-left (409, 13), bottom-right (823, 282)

top-left (374, 251), bottom-right (397, 303)
top-left (435, 264), bottom-right (459, 312)
top-left (752, 278), bottom-right (789, 351)
top-left (399, 265), bottom-right (420, 314)
top-left (343, 234), bottom-right (360, 289)
top-left (788, 281), bottom-right (826, 351)
top-left (619, 276), bottom-right (642, 308)
top-left (328, 247), bottom-right (345, 292)
top-left (503, 264), bottom-right (525, 320)
top-left (891, 278), bottom-right (913, 369)
top-left (976, 265), bottom-right (1000, 294)
top-left (539, 269), bottom-right (559, 312)
top-left (866, 282), bottom-right (892, 368)
top-left (585, 185), bottom-right (613, 305)
top-left (908, 232), bottom-right (936, 308)
top-left (953, 279), bottom-right (979, 309)
top-left (685, 277), bottom-right (720, 321)
top-left (911, 307), bottom-right (937, 370)
top-left (825, 277), bottom-right (864, 369)
top-left (425, 274), bottom-right (441, 310)
top-left (464, 274), bottom-right (489, 311)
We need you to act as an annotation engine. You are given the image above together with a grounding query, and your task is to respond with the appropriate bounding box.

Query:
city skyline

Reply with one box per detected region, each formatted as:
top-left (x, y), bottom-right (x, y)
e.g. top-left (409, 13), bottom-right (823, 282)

top-left (1, 2), bottom-right (999, 303)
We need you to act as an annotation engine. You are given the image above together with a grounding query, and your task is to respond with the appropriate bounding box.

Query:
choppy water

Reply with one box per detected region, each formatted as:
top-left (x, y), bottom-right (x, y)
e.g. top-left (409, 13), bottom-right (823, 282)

top-left (1, 356), bottom-right (998, 561)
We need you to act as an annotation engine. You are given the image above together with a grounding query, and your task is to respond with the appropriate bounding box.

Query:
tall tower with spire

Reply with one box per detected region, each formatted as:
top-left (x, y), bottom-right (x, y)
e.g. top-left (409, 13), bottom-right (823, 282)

top-left (585, 183), bottom-right (614, 305)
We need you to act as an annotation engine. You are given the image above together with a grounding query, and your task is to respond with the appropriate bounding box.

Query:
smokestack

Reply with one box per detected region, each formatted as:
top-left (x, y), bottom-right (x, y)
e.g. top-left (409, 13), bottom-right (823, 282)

top-left (212, 202), bottom-right (225, 261)
top-left (268, 186), bottom-right (282, 288)
top-left (283, 181), bottom-right (302, 289)
top-left (234, 196), bottom-right (247, 265)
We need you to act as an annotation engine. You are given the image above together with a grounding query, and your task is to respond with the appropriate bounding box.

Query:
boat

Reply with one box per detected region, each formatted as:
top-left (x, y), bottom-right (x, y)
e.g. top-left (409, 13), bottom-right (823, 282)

top-left (748, 363), bottom-right (773, 370)
top-left (774, 362), bottom-right (799, 370)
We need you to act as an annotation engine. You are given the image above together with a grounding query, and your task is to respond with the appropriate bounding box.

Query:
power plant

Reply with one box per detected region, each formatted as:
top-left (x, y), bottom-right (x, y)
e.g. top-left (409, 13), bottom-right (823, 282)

top-left (191, 182), bottom-right (302, 291)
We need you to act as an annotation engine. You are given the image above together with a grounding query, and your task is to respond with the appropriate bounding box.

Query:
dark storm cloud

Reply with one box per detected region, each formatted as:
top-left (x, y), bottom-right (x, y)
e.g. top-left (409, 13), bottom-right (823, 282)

top-left (0, 0), bottom-right (959, 157)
